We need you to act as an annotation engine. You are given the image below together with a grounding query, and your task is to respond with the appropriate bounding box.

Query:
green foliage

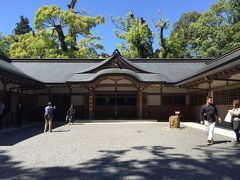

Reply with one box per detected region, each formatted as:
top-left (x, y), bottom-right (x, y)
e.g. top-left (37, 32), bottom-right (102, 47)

top-left (0, 34), bottom-right (12, 56)
top-left (4, 0), bottom-right (240, 59)
top-left (34, 5), bottom-right (105, 56)
top-left (168, 11), bottom-right (201, 58)
top-left (111, 11), bottom-right (154, 58)
top-left (168, 0), bottom-right (240, 58)
top-left (153, 14), bottom-right (170, 58)
top-left (9, 31), bottom-right (61, 58)
top-left (13, 16), bottom-right (33, 35)
top-left (6, 3), bottom-right (106, 59)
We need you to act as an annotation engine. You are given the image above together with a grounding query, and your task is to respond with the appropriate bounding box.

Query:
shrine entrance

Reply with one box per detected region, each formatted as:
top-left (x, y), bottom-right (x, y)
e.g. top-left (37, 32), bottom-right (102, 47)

top-left (95, 93), bottom-right (137, 119)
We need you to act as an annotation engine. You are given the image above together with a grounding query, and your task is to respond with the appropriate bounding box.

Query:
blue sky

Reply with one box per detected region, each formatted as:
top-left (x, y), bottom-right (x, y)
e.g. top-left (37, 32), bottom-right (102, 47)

top-left (0, 0), bottom-right (218, 54)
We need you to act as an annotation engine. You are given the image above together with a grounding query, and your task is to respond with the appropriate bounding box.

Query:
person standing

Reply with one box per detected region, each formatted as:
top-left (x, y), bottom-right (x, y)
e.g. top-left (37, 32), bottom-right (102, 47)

top-left (16, 101), bottom-right (24, 128)
top-left (200, 96), bottom-right (222, 145)
top-left (228, 100), bottom-right (240, 143)
top-left (0, 99), bottom-right (5, 130)
top-left (44, 102), bottom-right (56, 132)
top-left (66, 104), bottom-right (75, 125)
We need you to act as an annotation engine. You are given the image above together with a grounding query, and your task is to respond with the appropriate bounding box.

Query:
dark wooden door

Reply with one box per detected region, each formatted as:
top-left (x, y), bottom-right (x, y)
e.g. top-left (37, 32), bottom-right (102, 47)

top-left (95, 94), bottom-right (136, 119)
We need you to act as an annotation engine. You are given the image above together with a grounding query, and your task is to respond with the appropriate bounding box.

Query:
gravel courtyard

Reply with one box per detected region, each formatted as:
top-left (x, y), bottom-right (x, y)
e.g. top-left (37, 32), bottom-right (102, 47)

top-left (0, 122), bottom-right (239, 180)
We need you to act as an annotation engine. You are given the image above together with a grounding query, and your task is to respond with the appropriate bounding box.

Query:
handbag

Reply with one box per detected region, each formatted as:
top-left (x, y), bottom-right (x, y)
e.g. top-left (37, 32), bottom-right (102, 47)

top-left (224, 112), bottom-right (232, 122)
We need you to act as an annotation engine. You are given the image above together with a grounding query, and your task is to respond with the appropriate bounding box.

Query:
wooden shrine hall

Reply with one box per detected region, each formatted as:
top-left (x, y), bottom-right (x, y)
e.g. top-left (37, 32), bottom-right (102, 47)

top-left (0, 48), bottom-right (240, 124)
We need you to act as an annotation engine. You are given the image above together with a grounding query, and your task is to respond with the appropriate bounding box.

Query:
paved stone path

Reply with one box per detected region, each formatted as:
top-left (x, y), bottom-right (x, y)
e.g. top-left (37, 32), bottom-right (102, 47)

top-left (0, 122), bottom-right (239, 180)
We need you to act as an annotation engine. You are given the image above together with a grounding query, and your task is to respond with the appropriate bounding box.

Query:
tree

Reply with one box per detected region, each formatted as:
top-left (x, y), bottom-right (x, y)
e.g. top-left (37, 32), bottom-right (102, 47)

top-left (13, 16), bottom-right (33, 35)
top-left (0, 34), bottom-right (12, 57)
top-left (154, 15), bottom-right (170, 58)
top-left (168, 11), bottom-right (201, 58)
top-left (187, 0), bottom-right (239, 57)
top-left (167, 0), bottom-right (240, 58)
top-left (8, 31), bottom-right (61, 58)
top-left (34, 5), bottom-right (105, 55)
top-left (111, 11), bottom-right (154, 58)
top-left (229, 0), bottom-right (240, 23)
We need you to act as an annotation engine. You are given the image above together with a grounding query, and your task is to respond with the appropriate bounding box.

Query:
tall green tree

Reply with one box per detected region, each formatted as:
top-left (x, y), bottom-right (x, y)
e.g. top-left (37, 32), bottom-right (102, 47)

top-left (169, 0), bottom-right (240, 58)
top-left (111, 11), bottom-right (154, 58)
top-left (188, 0), bottom-right (239, 57)
top-left (13, 16), bottom-right (33, 35)
top-left (34, 5), bottom-right (105, 55)
top-left (9, 31), bottom-right (61, 58)
top-left (0, 34), bottom-right (12, 57)
top-left (229, 0), bottom-right (240, 23)
top-left (168, 11), bottom-right (201, 58)
top-left (154, 16), bottom-right (170, 58)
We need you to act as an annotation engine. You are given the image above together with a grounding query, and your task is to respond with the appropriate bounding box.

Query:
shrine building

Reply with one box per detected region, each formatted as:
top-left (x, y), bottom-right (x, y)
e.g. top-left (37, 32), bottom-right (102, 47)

top-left (0, 48), bottom-right (239, 124)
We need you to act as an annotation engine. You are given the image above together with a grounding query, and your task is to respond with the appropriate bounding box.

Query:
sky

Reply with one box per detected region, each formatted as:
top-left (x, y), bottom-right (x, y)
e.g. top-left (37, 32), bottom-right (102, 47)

top-left (0, 0), bottom-right (219, 54)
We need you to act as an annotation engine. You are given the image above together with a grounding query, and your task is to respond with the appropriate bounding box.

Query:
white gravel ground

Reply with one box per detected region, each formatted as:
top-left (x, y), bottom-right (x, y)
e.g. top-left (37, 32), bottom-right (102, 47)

top-left (0, 122), bottom-right (239, 180)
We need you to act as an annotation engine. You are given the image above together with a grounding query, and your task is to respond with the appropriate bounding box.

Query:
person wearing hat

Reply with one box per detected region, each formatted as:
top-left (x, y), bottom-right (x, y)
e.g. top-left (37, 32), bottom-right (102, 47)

top-left (44, 102), bottom-right (56, 132)
top-left (228, 99), bottom-right (240, 143)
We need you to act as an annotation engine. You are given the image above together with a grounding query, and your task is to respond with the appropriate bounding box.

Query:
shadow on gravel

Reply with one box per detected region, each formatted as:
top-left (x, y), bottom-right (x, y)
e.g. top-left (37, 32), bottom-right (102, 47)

top-left (0, 145), bottom-right (240, 179)
top-left (0, 122), bottom-right (65, 146)
top-left (212, 140), bottom-right (232, 145)
top-left (52, 129), bottom-right (70, 133)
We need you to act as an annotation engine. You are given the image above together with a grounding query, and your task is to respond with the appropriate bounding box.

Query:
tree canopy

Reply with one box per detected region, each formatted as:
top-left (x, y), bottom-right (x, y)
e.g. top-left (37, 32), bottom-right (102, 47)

top-left (13, 16), bottom-right (33, 35)
top-left (166, 0), bottom-right (240, 58)
top-left (1, 0), bottom-right (240, 59)
top-left (111, 11), bottom-right (154, 58)
top-left (3, 0), bottom-right (105, 58)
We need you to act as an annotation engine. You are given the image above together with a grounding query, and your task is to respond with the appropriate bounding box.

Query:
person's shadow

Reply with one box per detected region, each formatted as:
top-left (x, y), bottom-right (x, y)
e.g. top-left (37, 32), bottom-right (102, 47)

top-left (52, 130), bottom-right (70, 132)
top-left (213, 140), bottom-right (232, 144)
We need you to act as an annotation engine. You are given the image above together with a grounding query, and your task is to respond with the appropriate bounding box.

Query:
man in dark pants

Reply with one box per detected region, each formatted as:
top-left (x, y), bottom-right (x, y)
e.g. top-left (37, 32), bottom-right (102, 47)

top-left (16, 101), bottom-right (24, 128)
top-left (0, 99), bottom-right (5, 130)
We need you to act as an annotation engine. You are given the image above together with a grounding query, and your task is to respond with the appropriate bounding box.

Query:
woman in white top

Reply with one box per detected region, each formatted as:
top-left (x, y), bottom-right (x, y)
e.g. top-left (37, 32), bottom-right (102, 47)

top-left (228, 100), bottom-right (240, 143)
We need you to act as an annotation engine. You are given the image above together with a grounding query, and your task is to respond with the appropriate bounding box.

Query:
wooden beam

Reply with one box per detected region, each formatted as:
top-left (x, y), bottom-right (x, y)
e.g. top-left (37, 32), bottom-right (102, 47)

top-left (213, 78), bottom-right (240, 82)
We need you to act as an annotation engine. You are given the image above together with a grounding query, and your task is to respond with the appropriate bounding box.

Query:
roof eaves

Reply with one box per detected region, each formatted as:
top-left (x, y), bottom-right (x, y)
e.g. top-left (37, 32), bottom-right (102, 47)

top-left (175, 53), bottom-right (240, 86)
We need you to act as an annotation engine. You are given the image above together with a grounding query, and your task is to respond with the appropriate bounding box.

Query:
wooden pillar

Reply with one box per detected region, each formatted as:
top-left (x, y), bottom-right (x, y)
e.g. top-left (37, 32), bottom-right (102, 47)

top-left (208, 82), bottom-right (213, 97)
top-left (159, 85), bottom-right (162, 106)
top-left (114, 82), bottom-right (117, 119)
top-left (88, 85), bottom-right (94, 120)
top-left (2, 79), bottom-right (9, 107)
top-left (159, 85), bottom-right (163, 119)
top-left (48, 87), bottom-right (51, 101)
top-left (1, 78), bottom-right (8, 101)
top-left (186, 94), bottom-right (190, 106)
top-left (137, 85), bottom-right (143, 119)
top-left (69, 86), bottom-right (72, 104)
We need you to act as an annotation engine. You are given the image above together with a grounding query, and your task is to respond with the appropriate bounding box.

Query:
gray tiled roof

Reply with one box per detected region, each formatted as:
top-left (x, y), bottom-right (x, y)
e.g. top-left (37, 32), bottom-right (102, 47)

top-left (135, 62), bottom-right (206, 82)
top-left (68, 68), bottom-right (170, 83)
top-left (0, 57), bottom-right (41, 84)
top-left (12, 60), bottom-right (206, 83)
top-left (6, 47), bottom-right (240, 85)
top-left (176, 47), bottom-right (240, 85)
top-left (12, 62), bottom-right (97, 83)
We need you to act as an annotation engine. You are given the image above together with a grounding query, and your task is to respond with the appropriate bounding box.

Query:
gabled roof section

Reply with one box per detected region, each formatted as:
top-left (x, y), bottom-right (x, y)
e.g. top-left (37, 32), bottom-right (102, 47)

top-left (77, 49), bottom-right (152, 74)
top-left (67, 68), bottom-right (169, 83)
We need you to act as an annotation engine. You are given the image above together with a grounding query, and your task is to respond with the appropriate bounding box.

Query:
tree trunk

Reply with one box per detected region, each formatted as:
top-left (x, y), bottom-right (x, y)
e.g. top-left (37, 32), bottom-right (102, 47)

top-left (68, 0), bottom-right (77, 9)
top-left (55, 25), bottom-right (68, 52)
top-left (160, 23), bottom-right (169, 58)
top-left (68, 0), bottom-right (78, 50)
